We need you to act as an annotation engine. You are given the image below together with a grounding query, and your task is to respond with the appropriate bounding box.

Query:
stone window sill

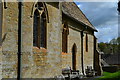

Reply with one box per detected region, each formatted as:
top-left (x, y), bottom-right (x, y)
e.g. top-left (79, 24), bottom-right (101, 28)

top-left (33, 47), bottom-right (47, 53)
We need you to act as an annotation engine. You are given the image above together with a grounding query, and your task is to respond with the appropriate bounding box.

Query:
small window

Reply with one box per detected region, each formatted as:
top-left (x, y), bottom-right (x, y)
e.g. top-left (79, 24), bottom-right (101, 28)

top-left (72, 43), bottom-right (77, 70)
top-left (85, 33), bottom-right (88, 52)
top-left (62, 23), bottom-right (69, 53)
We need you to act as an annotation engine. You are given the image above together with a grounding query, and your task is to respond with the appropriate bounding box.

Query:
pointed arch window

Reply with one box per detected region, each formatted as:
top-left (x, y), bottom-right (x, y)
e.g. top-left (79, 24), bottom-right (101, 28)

top-left (62, 23), bottom-right (69, 53)
top-left (33, 2), bottom-right (47, 48)
top-left (85, 33), bottom-right (88, 52)
top-left (72, 43), bottom-right (77, 70)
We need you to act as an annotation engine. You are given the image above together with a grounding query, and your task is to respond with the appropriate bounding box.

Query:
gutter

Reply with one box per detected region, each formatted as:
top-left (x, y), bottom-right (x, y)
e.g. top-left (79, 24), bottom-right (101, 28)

top-left (17, 1), bottom-right (23, 80)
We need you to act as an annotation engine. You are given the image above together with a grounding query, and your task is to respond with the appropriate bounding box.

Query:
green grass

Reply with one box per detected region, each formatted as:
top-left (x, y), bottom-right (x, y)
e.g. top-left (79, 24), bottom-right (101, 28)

top-left (95, 71), bottom-right (120, 80)
top-left (102, 72), bottom-right (112, 76)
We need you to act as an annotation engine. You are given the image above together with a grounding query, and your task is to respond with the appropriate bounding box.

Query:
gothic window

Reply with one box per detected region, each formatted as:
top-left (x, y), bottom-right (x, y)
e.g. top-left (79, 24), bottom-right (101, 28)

top-left (0, 2), bottom-right (2, 46)
top-left (62, 23), bottom-right (69, 53)
top-left (33, 3), bottom-right (47, 48)
top-left (72, 43), bottom-right (77, 70)
top-left (85, 33), bottom-right (88, 52)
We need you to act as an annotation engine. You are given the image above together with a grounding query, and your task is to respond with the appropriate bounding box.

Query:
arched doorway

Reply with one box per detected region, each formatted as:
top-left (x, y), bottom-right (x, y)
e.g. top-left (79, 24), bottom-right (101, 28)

top-left (72, 43), bottom-right (77, 70)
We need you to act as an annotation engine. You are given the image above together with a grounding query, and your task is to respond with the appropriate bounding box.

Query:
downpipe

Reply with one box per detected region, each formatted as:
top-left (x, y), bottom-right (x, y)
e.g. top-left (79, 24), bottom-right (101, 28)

top-left (81, 26), bottom-right (87, 76)
top-left (17, 1), bottom-right (23, 80)
top-left (81, 31), bottom-right (84, 75)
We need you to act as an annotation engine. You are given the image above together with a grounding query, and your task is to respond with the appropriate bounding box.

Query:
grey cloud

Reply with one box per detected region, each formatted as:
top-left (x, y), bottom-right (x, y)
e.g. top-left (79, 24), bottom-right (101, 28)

top-left (78, 2), bottom-right (118, 27)
top-left (76, 2), bottom-right (118, 42)
top-left (95, 24), bottom-right (118, 42)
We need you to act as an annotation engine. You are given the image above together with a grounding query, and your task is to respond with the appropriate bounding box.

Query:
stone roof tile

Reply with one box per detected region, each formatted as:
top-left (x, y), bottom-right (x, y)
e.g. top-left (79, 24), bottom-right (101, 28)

top-left (62, 2), bottom-right (97, 31)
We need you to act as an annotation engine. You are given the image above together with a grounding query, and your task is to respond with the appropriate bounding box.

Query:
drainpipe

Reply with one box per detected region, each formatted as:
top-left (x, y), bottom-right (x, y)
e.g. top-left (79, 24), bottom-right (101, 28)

top-left (81, 26), bottom-right (87, 75)
top-left (81, 31), bottom-right (84, 75)
top-left (17, 1), bottom-right (23, 80)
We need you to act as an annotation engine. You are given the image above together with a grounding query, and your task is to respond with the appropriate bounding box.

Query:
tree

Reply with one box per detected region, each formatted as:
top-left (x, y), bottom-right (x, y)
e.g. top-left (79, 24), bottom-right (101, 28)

top-left (117, 37), bottom-right (120, 45)
top-left (98, 37), bottom-right (120, 54)
top-left (109, 38), bottom-right (117, 44)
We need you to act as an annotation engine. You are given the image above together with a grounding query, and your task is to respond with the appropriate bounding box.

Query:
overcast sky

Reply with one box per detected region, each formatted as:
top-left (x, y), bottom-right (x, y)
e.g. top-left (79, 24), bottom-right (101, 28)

top-left (75, 2), bottom-right (118, 43)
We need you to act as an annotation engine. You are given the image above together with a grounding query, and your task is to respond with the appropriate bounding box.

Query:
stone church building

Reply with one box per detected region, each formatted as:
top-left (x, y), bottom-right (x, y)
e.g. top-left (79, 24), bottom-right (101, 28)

top-left (0, 1), bottom-right (101, 79)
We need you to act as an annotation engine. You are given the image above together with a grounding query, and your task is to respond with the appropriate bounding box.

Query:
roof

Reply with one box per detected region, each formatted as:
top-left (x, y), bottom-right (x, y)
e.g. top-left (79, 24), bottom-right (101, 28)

top-left (101, 59), bottom-right (109, 66)
top-left (62, 2), bottom-right (97, 31)
top-left (103, 54), bottom-right (120, 65)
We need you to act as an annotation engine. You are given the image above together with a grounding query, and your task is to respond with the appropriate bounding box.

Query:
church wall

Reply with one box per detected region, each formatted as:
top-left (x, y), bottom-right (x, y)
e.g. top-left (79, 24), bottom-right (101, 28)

top-left (68, 28), bottom-right (82, 71)
top-left (83, 33), bottom-right (94, 73)
top-left (0, 2), bottom-right (3, 80)
top-left (1, 2), bottom-right (97, 78)
top-left (43, 2), bottom-right (62, 77)
top-left (62, 15), bottom-right (95, 74)
top-left (61, 27), bottom-right (82, 72)
top-left (62, 16), bottom-right (82, 73)
top-left (0, 47), bottom-right (2, 80)
top-left (2, 2), bottom-right (19, 78)
top-left (2, 2), bottom-right (62, 78)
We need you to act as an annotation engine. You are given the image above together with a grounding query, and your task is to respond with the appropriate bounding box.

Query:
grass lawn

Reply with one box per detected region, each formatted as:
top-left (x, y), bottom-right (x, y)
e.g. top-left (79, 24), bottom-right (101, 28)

top-left (95, 71), bottom-right (120, 80)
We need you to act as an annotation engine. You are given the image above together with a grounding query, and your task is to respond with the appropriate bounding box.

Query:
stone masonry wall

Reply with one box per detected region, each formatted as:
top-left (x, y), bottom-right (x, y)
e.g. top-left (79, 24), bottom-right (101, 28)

top-left (0, 47), bottom-right (2, 79)
top-left (2, 2), bottom-right (62, 78)
top-left (2, 2), bottom-right (18, 78)
top-left (0, 2), bottom-right (3, 79)
top-left (83, 33), bottom-right (94, 73)
top-left (44, 2), bottom-right (62, 77)
top-left (61, 27), bottom-right (82, 72)
top-left (1, 2), bottom-right (96, 78)
top-left (68, 28), bottom-right (81, 71)
top-left (62, 14), bottom-right (95, 74)
top-left (61, 52), bottom-right (72, 69)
